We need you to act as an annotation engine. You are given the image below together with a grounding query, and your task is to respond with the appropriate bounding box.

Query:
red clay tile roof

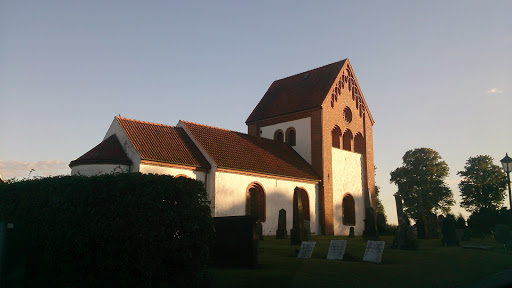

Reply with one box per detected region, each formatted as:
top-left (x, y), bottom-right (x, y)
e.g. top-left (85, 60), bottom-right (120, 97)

top-left (69, 134), bottom-right (132, 168)
top-left (115, 117), bottom-right (211, 169)
top-left (180, 121), bottom-right (320, 181)
top-left (246, 59), bottom-right (347, 123)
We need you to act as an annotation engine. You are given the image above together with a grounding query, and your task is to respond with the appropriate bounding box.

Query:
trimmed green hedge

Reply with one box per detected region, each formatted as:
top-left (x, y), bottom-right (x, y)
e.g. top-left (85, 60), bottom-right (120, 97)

top-left (0, 173), bottom-right (214, 287)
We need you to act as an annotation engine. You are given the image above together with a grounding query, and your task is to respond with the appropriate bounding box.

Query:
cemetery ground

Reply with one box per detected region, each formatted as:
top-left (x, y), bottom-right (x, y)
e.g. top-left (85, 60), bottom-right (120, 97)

top-left (209, 235), bottom-right (512, 288)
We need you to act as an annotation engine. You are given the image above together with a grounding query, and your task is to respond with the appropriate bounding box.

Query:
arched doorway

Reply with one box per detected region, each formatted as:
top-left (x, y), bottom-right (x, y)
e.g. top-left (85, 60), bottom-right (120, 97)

top-left (246, 182), bottom-right (266, 222)
top-left (293, 187), bottom-right (310, 224)
top-left (342, 193), bottom-right (355, 226)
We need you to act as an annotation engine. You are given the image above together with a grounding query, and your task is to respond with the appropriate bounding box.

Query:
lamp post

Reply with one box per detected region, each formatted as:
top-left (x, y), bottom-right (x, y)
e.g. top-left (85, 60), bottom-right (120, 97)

top-left (500, 153), bottom-right (512, 210)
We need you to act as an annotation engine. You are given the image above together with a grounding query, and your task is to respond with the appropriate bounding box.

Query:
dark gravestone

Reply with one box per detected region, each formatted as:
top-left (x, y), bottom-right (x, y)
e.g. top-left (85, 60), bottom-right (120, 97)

top-left (376, 212), bottom-right (387, 233)
top-left (276, 209), bottom-right (287, 239)
top-left (463, 227), bottom-right (472, 241)
top-left (349, 226), bottom-right (355, 238)
top-left (437, 215), bottom-right (445, 236)
top-left (291, 187), bottom-right (307, 245)
top-left (427, 213), bottom-right (439, 239)
top-left (363, 207), bottom-right (378, 240)
top-left (494, 224), bottom-right (511, 244)
top-left (415, 217), bottom-right (425, 239)
top-left (441, 215), bottom-right (459, 247)
top-left (256, 222), bottom-right (263, 240)
top-left (211, 216), bottom-right (258, 268)
top-left (304, 220), bottom-right (311, 240)
top-left (392, 193), bottom-right (418, 250)
top-left (456, 229), bottom-right (465, 242)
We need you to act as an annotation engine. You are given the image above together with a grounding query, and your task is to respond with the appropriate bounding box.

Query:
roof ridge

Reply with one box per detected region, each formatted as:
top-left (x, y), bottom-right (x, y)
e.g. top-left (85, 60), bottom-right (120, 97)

top-left (273, 58), bottom-right (347, 82)
top-left (180, 120), bottom-right (242, 134)
top-left (181, 120), bottom-right (291, 145)
top-left (115, 116), bottom-right (175, 128)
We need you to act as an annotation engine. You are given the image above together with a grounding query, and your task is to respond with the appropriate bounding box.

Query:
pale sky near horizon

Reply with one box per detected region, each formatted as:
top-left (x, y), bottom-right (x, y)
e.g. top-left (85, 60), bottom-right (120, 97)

top-left (1, 1), bottom-right (511, 224)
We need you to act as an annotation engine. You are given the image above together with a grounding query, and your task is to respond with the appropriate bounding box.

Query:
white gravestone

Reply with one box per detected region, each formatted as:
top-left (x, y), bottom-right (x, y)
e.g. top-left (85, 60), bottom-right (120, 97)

top-left (327, 240), bottom-right (347, 260)
top-left (297, 241), bottom-right (316, 258)
top-left (363, 240), bottom-right (385, 263)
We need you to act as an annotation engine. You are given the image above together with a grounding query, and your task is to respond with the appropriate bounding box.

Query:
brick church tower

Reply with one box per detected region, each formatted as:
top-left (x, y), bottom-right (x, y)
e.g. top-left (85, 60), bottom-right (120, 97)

top-left (246, 59), bottom-right (375, 235)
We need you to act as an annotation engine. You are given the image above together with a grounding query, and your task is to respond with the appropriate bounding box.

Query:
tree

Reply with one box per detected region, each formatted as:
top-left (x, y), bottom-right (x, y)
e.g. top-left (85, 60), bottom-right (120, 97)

top-left (390, 148), bottom-right (454, 238)
top-left (458, 155), bottom-right (507, 213)
top-left (374, 166), bottom-right (386, 216)
top-left (374, 166), bottom-right (388, 232)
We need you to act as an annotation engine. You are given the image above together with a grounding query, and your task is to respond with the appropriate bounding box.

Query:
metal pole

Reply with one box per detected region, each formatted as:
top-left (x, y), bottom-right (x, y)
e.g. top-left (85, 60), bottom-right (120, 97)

top-left (507, 172), bottom-right (512, 210)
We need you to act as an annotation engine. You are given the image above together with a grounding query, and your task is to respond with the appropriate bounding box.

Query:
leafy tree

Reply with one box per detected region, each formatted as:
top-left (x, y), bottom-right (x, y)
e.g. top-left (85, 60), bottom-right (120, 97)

top-left (374, 166), bottom-right (388, 232)
top-left (390, 148), bottom-right (454, 238)
top-left (375, 185), bottom-right (386, 216)
top-left (457, 155), bottom-right (508, 213)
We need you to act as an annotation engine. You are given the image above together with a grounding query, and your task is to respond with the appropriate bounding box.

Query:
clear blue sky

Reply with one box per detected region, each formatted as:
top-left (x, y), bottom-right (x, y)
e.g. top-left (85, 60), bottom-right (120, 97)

top-left (1, 1), bottom-right (511, 224)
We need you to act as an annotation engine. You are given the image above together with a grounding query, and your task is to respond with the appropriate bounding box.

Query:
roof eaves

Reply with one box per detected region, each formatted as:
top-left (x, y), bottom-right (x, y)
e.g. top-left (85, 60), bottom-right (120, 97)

top-left (216, 166), bottom-right (320, 183)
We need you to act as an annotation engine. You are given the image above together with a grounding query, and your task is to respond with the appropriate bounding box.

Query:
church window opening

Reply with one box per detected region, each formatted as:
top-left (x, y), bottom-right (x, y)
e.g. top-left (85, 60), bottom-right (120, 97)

top-left (342, 194), bottom-right (355, 226)
top-left (332, 125), bottom-right (341, 148)
top-left (343, 129), bottom-right (353, 151)
top-left (175, 174), bottom-right (190, 178)
top-left (286, 127), bottom-right (296, 146)
top-left (343, 107), bottom-right (352, 123)
top-left (274, 130), bottom-right (284, 142)
top-left (246, 182), bottom-right (266, 222)
top-left (354, 133), bottom-right (365, 155)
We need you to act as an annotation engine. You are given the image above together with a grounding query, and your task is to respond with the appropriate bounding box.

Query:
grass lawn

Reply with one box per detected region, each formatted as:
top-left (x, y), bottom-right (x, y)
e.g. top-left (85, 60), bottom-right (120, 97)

top-left (209, 235), bottom-right (512, 288)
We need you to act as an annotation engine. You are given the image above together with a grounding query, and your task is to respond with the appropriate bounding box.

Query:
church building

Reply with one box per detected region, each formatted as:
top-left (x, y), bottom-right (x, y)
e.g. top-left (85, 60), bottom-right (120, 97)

top-left (69, 59), bottom-right (375, 236)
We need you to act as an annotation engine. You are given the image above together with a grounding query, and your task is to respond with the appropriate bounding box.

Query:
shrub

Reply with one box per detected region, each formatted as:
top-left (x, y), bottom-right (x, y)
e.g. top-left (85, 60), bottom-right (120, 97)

top-left (0, 173), bottom-right (214, 287)
top-left (493, 224), bottom-right (511, 244)
top-left (468, 208), bottom-right (511, 238)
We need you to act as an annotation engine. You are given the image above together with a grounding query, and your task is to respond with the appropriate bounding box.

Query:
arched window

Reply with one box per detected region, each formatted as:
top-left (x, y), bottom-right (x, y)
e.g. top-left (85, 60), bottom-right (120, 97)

top-left (354, 133), bottom-right (365, 155)
top-left (175, 174), bottom-right (190, 178)
top-left (293, 187), bottom-right (310, 223)
top-left (332, 125), bottom-right (342, 148)
top-left (274, 130), bottom-right (284, 142)
top-left (246, 182), bottom-right (266, 222)
top-left (342, 194), bottom-right (356, 226)
top-left (343, 129), bottom-right (353, 151)
top-left (286, 127), bottom-right (296, 146)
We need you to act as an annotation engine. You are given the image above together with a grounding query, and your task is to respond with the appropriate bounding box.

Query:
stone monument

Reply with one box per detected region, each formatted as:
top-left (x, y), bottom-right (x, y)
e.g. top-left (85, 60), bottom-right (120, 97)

top-left (363, 207), bottom-right (378, 240)
top-left (363, 240), bottom-right (385, 263)
top-left (363, 188), bottom-right (378, 240)
top-left (392, 193), bottom-right (418, 250)
top-left (276, 209), bottom-right (287, 239)
top-left (327, 240), bottom-right (347, 260)
top-left (291, 187), bottom-right (307, 245)
top-left (441, 214), bottom-right (459, 246)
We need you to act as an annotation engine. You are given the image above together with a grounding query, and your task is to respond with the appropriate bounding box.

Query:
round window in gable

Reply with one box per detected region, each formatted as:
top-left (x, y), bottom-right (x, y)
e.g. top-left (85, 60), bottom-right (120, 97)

top-left (343, 107), bottom-right (352, 123)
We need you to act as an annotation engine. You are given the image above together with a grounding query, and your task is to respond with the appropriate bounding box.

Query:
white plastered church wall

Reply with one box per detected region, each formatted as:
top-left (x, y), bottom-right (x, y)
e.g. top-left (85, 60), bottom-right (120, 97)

top-left (332, 148), bottom-right (365, 236)
top-left (259, 117), bottom-right (312, 164)
top-left (214, 171), bottom-right (319, 236)
top-left (139, 165), bottom-right (207, 182)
